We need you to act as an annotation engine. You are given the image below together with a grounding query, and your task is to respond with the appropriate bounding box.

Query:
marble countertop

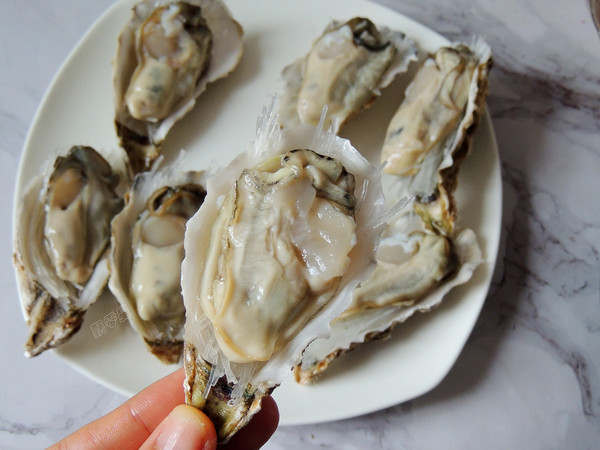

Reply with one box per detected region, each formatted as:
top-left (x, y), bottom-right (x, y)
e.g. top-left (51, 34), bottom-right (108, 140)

top-left (1, 0), bottom-right (599, 448)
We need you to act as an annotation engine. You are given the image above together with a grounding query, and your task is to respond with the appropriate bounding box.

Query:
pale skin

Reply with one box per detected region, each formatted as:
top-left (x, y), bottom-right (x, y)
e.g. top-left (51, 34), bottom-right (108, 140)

top-left (49, 368), bottom-right (279, 450)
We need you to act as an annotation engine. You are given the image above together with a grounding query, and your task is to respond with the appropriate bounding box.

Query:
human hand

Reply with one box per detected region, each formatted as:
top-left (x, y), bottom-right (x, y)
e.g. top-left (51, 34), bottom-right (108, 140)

top-left (49, 367), bottom-right (279, 450)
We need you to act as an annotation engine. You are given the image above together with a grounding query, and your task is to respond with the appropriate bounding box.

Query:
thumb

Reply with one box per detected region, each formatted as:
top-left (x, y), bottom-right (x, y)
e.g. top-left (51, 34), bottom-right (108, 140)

top-left (140, 404), bottom-right (217, 450)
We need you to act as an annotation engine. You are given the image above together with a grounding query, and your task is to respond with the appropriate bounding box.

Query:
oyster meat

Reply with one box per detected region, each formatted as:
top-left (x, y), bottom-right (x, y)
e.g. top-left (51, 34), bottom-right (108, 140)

top-left (109, 156), bottom-right (206, 363)
top-left (181, 103), bottom-right (386, 442)
top-left (295, 38), bottom-right (492, 383)
top-left (13, 146), bottom-right (125, 357)
top-left (279, 17), bottom-right (417, 133)
top-left (114, 0), bottom-right (244, 173)
top-left (349, 230), bottom-right (458, 312)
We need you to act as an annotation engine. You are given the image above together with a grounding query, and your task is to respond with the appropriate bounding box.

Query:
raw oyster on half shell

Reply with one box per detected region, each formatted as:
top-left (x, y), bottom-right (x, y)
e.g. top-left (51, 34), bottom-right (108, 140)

top-left (114, 0), bottom-right (244, 173)
top-left (181, 103), bottom-right (387, 442)
top-left (109, 156), bottom-right (206, 363)
top-left (381, 38), bottom-right (492, 234)
top-left (279, 17), bottom-right (417, 133)
top-left (13, 146), bottom-right (126, 357)
top-left (295, 38), bottom-right (492, 383)
top-left (295, 214), bottom-right (482, 383)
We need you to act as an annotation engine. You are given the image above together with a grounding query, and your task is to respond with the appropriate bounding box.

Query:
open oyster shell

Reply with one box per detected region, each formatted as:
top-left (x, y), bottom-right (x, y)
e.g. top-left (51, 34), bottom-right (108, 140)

top-left (381, 37), bottom-right (492, 233)
top-left (13, 146), bottom-right (127, 357)
top-left (294, 38), bottom-right (492, 383)
top-left (109, 154), bottom-right (207, 363)
top-left (114, 0), bottom-right (244, 173)
top-left (279, 17), bottom-right (417, 133)
top-left (295, 216), bottom-right (482, 383)
top-left (181, 102), bottom-right (387, 442)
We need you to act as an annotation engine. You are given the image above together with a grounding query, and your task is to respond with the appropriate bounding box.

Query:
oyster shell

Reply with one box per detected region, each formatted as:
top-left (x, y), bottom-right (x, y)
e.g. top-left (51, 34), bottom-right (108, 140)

top-left (114, 0), bottom-right (244, 173)
top-left (13, 146), bottom-right (126, 357)
top-left (181, 103), bottom-right (387, 442)
top-left (279, 17), bottom-right (417, 133)
top-left (295, 216), bottom-right (481, 383)
top-left (109, 155), bottom-right (206, 363)
top-left (381, 37), bottom-right (492, 234)
top-left (294, 38), bottom-right (492, 383)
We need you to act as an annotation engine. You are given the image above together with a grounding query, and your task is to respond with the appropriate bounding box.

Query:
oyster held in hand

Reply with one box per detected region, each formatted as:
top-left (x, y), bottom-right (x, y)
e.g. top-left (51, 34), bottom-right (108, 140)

top-left (181, 104), bottom-right (386, 442)
top-left (13, 146), bottom-right (125, 357)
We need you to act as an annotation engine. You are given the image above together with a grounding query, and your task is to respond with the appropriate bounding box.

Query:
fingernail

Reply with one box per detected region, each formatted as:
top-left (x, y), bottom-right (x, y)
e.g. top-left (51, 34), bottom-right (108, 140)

top-left (151, 405), bottom-right (217, 450)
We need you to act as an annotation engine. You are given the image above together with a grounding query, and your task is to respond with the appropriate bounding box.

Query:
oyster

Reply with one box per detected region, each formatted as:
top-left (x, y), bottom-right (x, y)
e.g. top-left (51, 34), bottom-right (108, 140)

top-left (279, 17), bottom-right (417, 133)
top-left (114, 0), bottom-right (244, 173)
top-left (294, 38), bottom-right (492, 383)
top-left (109, 156), bottom-right (206, 363)
top-left (13, 146), bottom-right (125, 357)
top-left (380, 38), bottom-right (492, 234)
top-left (349, 230), bottom-right (458, 313)
top-left (181, 103), bottom-right (386, 442)
top-left (295, 216), bottom-right (481, 383)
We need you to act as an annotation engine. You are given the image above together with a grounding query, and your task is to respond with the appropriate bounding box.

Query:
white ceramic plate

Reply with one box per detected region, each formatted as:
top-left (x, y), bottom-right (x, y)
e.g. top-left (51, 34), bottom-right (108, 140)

top-left (14, 0), bottom-right (501, 426)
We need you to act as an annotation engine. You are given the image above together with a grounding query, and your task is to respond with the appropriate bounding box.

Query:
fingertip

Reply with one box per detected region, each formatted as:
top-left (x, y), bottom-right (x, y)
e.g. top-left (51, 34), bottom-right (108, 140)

top-left (141, 404), bottom-right (217, 450)
top-left (260, 395), bottom-right (280, 431)
top-left (222, 395), bottom-right (279, 450)
top-left (172, 404), bottom-right (218, 444)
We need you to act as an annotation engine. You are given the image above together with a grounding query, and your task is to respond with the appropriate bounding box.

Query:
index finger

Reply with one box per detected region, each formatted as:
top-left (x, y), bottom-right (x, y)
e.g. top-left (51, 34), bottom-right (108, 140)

top-left (51, 367), bottom-right (186, 450)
